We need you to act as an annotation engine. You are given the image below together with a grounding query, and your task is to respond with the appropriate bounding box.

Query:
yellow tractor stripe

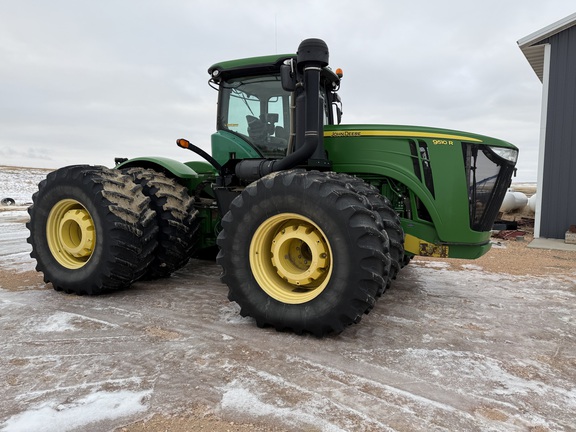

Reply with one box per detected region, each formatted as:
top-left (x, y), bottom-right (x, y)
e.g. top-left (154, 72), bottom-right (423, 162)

top-left (324, 130), bottom-right (483, 143)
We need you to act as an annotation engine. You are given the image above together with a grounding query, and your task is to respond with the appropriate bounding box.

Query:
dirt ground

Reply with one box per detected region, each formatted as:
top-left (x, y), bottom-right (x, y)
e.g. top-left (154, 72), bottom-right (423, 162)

top-left (1, 205), bottom-right (575, 432)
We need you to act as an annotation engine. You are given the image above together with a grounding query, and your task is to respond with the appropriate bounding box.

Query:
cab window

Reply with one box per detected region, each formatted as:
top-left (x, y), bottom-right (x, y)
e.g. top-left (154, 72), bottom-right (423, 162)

top-left (220, 75), bottom-right (290, 158)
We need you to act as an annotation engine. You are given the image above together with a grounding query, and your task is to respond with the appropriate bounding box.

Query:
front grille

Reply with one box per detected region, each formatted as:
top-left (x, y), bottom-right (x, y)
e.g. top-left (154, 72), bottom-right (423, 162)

top-left (462, 143), bottom-right (515, 231)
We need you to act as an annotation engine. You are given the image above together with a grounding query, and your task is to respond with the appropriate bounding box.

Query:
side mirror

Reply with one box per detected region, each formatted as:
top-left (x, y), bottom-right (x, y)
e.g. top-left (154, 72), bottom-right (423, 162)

top-left (332, 93), bottom-right (342, 124)
top-left (280, 60), bottom-right (296, 92)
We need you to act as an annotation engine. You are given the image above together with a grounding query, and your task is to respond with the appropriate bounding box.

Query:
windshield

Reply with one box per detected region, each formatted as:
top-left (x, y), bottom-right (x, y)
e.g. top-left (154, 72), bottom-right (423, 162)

top-left (218, 75), bottom-right (291, 158)
top-left (218, 73), bottom-right (335, 158)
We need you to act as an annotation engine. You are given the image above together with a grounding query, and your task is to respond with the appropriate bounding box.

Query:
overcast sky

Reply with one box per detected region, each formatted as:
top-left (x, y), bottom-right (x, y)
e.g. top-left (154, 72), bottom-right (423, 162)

top-left (1, 1), bottom-right (574, 181)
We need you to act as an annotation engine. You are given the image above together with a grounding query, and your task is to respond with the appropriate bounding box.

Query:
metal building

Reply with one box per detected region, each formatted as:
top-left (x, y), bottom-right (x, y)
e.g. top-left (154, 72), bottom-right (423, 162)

top-left (518, 12), bottom-right (576, 239)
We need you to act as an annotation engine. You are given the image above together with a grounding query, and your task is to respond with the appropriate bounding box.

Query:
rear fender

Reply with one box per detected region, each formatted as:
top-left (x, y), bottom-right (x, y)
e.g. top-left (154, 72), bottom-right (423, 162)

top-left (115, 157), bottom-right (199, 179)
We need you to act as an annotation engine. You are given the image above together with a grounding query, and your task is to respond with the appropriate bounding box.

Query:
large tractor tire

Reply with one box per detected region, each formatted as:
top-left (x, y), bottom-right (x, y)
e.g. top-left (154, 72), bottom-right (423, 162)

top-left (123, 168), bottom-right (199, 279)
top-left (330, 173), bottom-right (405, 293)
top-left (27, 165), bottom-right (157, 295)
top-left (217, 170), bottom-right (390, 337)
top-left (362, 192), bottom-right (404, 283)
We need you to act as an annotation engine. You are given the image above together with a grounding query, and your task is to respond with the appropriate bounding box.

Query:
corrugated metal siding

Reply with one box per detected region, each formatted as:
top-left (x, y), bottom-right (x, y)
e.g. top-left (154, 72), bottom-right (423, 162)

top-left (540, 26), bottom-right (576, 238)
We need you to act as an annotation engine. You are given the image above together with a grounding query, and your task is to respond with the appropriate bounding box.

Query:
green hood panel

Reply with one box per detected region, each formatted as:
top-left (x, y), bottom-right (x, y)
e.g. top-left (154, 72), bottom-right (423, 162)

top-left (324, 124), bottom-right (516, 245)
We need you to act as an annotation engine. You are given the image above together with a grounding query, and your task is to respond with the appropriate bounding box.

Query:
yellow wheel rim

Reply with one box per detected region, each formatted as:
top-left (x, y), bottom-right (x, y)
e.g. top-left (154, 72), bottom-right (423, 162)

top-left (249, 213), bottom-right (332, 304)
top-left (46, 199), bottom-right (96, 269)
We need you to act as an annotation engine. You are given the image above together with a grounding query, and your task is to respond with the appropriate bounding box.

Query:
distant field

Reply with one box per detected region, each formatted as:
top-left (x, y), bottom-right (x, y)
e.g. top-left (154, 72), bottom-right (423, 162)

top-left (511, 182), bottom-right (537, 196)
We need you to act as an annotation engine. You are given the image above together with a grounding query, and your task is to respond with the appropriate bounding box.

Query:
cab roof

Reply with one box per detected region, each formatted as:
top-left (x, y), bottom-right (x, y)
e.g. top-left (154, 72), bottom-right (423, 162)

top-left (208, 53), bottom-right (341, 85)
top-left (208, 54), bottom-right (295, 82)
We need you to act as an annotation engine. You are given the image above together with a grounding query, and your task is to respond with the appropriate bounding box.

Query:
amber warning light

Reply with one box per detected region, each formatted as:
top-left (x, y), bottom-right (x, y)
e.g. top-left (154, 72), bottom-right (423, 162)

top-left (335, 68), bottom-right (343, 78)
top-left (176, 138), bottom-right (190, 149)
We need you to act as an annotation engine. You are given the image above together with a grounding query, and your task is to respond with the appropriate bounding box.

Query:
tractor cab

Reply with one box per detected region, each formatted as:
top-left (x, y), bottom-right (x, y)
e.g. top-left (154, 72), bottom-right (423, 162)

top-left (208, 53), bottom-right (342, 164)
top-left (217, 73), bottom-right (291, 158)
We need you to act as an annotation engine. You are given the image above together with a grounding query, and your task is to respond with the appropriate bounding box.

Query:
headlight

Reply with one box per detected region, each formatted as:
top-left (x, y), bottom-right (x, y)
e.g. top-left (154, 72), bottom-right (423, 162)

top-left (489, 146), bottom-right (518, 164)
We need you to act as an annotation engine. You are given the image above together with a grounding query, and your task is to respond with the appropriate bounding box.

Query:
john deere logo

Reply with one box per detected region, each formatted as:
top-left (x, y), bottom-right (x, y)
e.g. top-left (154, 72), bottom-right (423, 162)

top-left (327, 131), bottom-right (362, 138)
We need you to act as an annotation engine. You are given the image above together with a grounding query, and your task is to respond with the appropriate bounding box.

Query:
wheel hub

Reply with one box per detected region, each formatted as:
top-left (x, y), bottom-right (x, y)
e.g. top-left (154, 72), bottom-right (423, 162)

top-left (58, 209), bottom-right (95, 258)
top-left (47, 199), bottom-right (96, 269)
top-left (270, 224), bottom-right (328, 285)
top-left (249, 213), bottom-right (333, 304)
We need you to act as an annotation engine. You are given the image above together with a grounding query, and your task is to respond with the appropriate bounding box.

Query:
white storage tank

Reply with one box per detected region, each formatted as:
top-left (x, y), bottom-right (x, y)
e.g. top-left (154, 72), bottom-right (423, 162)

top-left (499, 189), bottom-right (528, 212)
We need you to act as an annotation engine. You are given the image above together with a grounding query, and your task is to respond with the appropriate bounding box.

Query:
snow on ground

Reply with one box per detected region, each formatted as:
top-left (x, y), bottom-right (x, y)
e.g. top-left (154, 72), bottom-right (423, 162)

top-left (2, 390), bottom-right (151, 432)
top-left (0, 210), bottom-right (35, 273)
top-left (220, 382), bottom-right (347, 432)
top-left (0, 166), bottom-right (50, 273)
top-left (27, 310), bottom-right (120, 333)
top-left (0, 168), bottom-right (575, 431)
top-left (0, 166), bottom-right (51, 206)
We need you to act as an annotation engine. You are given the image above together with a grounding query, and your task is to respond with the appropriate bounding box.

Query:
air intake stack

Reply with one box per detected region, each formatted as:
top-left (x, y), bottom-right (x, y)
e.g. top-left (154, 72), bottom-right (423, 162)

top-left (234, 38), bottom-right (331, 181)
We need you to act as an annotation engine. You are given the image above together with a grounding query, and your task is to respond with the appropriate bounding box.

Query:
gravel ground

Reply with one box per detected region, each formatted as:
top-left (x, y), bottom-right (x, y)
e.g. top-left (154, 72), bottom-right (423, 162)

top-left (1, 170), bottom-right (575, 431)
top-left (421, 234), bottom-right (576, 276)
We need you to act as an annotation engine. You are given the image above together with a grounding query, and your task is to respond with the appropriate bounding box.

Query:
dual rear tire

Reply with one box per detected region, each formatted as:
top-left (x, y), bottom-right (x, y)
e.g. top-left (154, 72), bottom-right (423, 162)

top-left (27, 165), bottom-right (197, 295)
top-left (122, 168), bottom-right (199, 279)
top-left (217, 170), bottom-right (395, 336)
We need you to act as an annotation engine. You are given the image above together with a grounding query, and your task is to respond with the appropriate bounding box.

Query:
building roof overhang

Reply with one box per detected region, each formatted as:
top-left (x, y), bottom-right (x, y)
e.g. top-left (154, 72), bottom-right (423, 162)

top-left (518, 12), bottom-right (576, 82)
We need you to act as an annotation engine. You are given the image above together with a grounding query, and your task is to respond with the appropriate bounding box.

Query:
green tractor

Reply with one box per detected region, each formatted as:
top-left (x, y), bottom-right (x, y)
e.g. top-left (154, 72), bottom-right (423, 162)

top-left (27, 39), bottom-right (518, 336)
